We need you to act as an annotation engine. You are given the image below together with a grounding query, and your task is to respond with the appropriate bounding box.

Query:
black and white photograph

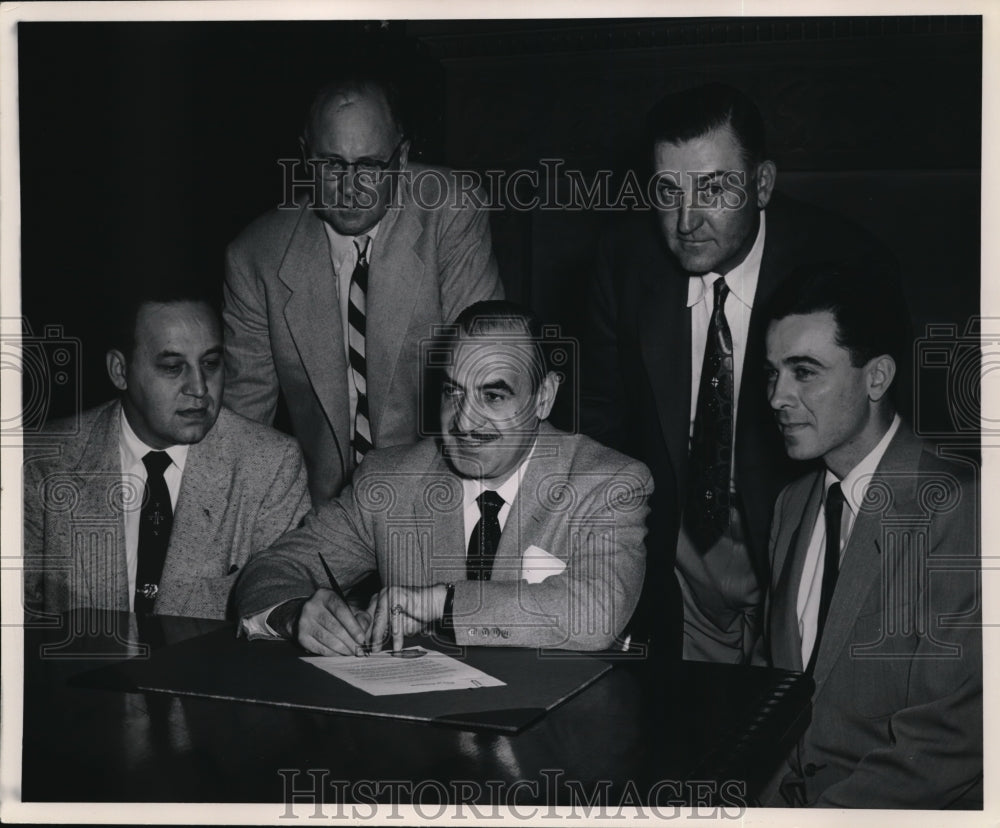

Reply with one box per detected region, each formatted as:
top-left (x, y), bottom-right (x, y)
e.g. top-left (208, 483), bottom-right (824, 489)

top-left (0, 1), bottom-right (993, 824)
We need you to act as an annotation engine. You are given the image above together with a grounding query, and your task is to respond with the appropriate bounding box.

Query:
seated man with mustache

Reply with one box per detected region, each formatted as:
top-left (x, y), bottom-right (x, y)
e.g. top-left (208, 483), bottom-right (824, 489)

top-left (235, 300), bottom-right (652, 652)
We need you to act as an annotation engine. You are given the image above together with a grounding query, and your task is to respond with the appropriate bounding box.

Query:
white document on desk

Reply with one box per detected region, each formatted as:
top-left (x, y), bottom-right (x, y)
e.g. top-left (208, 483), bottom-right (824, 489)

top-left (302, 648), bottom-right (507, 696)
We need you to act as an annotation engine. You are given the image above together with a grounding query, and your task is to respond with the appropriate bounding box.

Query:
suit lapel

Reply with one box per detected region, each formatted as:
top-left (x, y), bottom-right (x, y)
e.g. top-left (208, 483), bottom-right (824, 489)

top-left (637, 249), bottom-right (690, 500)
top-left (278, 206), bottom-right (350, 472)
top-left (158, 422), bottom-right (230, 614)
top-left (811, 428), bottom-right (923, 693)
top-left (492, 424), bottom-right (566, 582)
top-left (366, 186), bottom-right (423, 438)
top-left (74, 402), bottom-right (129, 610)
top-left (770, 473), bottom-right (825, 672)
top-left (413, 447), bottom-right (466, 585)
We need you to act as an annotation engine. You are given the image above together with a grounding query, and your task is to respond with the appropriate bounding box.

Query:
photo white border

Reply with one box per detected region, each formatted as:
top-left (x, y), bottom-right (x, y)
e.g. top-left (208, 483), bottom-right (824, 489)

top-left (1, 1), bottom-right (995, 825)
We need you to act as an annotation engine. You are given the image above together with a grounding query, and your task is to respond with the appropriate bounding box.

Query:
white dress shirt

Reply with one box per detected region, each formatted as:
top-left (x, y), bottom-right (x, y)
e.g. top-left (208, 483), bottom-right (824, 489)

top-left (322, 221), bottom-right (381, 440)
top-left (797, 414), bottom-right (901, 665)
top-left (460, 449), bottom-right (534, 547)
top-left (687, 212), bottom-right (766, 441)
top-left (119, 409), bottom-right (189, 611)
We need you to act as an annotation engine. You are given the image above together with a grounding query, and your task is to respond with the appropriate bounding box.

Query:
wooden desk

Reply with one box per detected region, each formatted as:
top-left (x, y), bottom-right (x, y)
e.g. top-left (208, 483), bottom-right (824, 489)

top-left (21, 611), bottom-right (811, 809)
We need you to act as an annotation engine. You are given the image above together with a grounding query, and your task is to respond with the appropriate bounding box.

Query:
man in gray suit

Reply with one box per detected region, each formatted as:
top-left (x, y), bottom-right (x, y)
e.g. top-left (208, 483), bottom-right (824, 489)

top-left (224, 75), bottom-right (503, 504)
top-left (235, 301), bottom-right (652, 653)
top-left (757, 263), bottom-right (981, 807)
top-left (23, 291), bottom-right (310, 621)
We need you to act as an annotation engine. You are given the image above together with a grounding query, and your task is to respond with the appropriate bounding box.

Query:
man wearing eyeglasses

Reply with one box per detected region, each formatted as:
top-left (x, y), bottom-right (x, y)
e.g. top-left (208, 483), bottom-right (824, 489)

top-left (223, 75), bottom-right (503, 505)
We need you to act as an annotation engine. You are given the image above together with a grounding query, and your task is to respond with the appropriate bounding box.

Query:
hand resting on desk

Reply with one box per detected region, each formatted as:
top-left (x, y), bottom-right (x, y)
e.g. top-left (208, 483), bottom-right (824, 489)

top-left (368, 584), bottom-right (448, 653)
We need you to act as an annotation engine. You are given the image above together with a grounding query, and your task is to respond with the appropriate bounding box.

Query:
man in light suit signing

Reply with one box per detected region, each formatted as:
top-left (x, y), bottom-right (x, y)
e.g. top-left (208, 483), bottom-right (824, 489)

top-left (224, 73), bottom-right (503, 505)
top-left (235, 300), bottom-right (652, 653)
top-left (23, 289), bottom-right (310, 621)
top-left (758, 262), bottom-right (981, 807)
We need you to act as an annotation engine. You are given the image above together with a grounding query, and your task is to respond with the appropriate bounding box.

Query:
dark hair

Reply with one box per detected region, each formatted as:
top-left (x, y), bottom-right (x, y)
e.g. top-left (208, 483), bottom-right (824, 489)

top-left (645, 83), bottom-right (767, 166)
top-left (765, 260), bottom-right (909, 371)
top-left (109, 282), bottom-right (220, 360)
top-left (446, 300), bottom-right (550, 391)
top-left (302, 75), bottom-right (405, 148)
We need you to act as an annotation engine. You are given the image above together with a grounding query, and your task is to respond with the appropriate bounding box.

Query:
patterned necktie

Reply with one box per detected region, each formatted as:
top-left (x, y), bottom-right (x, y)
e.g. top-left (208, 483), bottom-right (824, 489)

top-left (467, 491), bottom-right (504, 581)
top-left (135, 451), bottom-right (173, 614)
top-left (685, 278), bottom-right (735, 550)
top-left (807, 482), bottom-right (845, 673)
top-left (348, 235), bottom-right (372, 465)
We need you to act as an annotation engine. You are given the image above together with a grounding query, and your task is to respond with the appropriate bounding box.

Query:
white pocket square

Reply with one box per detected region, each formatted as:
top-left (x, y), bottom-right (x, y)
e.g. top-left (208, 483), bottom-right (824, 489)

top-left (520, 545), bottom-right (566, 584)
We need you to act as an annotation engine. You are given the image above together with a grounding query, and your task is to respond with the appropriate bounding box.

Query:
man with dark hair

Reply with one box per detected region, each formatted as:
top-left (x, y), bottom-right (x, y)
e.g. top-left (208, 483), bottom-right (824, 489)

top-left (584, 82), bottom-right (902, 662)
top-left (223, 75), bottom-right (503, 505)
top-left (235, 300), bottom-right (651, 653)
top-left (23, 291), bottom-right (310, 620)
top-left (757, 262), bottom-right (981, 807)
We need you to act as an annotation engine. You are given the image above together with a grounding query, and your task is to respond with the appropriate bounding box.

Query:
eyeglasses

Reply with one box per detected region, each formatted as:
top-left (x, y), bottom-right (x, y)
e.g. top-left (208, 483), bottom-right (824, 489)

top-left (308, 138), bottom-right (406, 180)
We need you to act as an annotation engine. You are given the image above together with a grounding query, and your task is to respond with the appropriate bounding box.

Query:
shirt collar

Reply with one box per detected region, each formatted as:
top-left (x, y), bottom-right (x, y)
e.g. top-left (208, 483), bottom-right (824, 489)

top-left (322, 220), bottom-right (380, 262)
top-left (461, 442), bottom-right (536, 510)
top-left (686, 211), bottom-right (767, 309)
top-left (824, 413), bottom-right (902, 517)
top-left (119, 407), bottom-right (189, 474)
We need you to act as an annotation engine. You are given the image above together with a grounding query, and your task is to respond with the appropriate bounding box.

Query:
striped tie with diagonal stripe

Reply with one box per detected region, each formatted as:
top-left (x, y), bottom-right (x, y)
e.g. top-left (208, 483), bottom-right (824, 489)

top-left (348, 235), bottom-right (372, 466)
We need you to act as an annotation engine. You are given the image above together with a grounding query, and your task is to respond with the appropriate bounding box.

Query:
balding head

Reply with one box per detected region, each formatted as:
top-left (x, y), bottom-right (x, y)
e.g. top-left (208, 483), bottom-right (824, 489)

top-left (300, 78), bottom-right (409, 236)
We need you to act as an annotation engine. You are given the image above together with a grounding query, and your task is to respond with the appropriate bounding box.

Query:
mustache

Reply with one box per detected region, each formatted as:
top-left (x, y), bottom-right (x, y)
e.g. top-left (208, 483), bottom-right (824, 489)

top-left (448, 427), bottom-right (500, 443)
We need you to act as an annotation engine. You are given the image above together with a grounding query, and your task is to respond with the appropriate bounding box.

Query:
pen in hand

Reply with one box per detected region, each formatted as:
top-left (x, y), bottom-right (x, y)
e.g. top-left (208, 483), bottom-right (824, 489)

top-left (317, 552), bottom-right (370, 656)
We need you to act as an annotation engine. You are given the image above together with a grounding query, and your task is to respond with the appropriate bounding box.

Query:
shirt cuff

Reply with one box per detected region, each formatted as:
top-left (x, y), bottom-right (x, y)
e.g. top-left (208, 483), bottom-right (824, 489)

top-left (238, 602), bottom-right (288, 640)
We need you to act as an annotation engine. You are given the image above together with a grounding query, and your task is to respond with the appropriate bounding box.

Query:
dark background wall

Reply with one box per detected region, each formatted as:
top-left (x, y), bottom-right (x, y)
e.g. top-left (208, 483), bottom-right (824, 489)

top-left (17, 16), bottom-right (981, 437)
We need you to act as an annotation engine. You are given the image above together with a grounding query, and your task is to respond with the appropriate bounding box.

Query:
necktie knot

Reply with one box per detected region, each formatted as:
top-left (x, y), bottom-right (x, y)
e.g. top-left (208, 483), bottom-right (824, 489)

top-left (713, 277), bottom-right (730, 310)
top-left (142, 450), bottom-right (172, 478)
top-left (477, 490), bottom-right (505, 516)
top-left (826, 482), bottom-right (845, 517)
top-left (354, 235), bottom-right (371, 267)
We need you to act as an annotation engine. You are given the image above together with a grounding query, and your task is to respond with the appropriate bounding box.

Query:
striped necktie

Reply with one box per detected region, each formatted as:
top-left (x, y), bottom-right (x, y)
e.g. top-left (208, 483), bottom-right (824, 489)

top-left (348, 235), bottom-right (372, 465)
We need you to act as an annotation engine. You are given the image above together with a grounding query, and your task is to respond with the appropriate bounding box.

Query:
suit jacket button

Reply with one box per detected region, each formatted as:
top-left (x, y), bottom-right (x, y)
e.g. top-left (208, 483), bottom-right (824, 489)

top-left (481, 627), bottom-right (490, 637)
top-left (468, 628), bottom-right (476, 637)
top-left (501, 629), bottom-right (510, 639)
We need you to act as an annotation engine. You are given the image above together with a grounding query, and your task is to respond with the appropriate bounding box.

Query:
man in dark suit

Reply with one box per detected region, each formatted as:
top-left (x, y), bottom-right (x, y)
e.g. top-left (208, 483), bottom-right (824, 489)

top-left (584, 83), bottom-right (899, 661)
top-left (235, 301), bottom-right (652, 654)
top-left (757, 263), bottom-right (980, 807)
top-left (23, 290), bottom-right (310, 620)
top-left (224, 75), bottom-right (503, 505)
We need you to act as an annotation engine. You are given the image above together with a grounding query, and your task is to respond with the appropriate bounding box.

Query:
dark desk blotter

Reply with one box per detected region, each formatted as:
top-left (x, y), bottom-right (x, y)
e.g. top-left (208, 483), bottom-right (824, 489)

top-left (72, 626), bottom-right (612, 734)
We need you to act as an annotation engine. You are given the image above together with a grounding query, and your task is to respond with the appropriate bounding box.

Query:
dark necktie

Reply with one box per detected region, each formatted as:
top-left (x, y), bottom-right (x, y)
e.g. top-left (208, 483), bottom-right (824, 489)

top-left (467, 491), bottom-right (504, 581)
top-left (807, 482), bottom-right (845, 673)
top-left (135, 450), bottom-right (174, 614)
top-left (685, 278), bottom-right (735, 550)
top-left (348, 235), bottom-right (372, 465)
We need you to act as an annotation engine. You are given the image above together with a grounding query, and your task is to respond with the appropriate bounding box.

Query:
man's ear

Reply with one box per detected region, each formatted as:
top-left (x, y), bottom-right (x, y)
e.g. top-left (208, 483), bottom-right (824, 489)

top-left (534, 371), bottom-right (560, 421)
top-left (298, 135), bottom-right (309, 164)
top-left (866, 354), bottom-right (896, 402)
top-left (106, 350), bottom-right (128, 392)
top-left (398, 137), bottom-right (411, 171)
top-left (754, 160), bottom-right (777, 209)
